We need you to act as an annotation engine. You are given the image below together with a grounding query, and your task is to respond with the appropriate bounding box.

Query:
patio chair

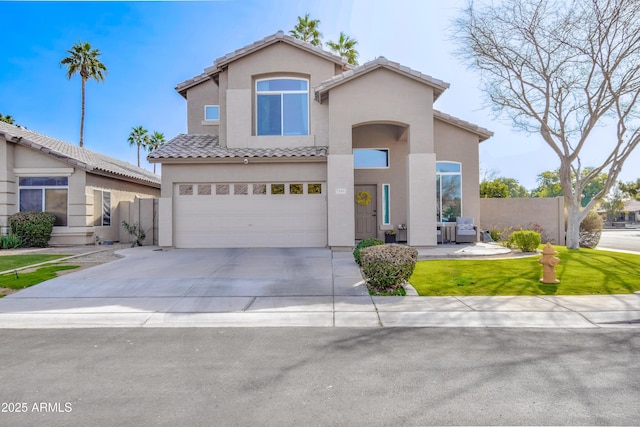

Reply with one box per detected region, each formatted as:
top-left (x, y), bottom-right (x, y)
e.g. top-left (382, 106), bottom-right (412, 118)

top-left (455, 217), bottom-right (477, 243)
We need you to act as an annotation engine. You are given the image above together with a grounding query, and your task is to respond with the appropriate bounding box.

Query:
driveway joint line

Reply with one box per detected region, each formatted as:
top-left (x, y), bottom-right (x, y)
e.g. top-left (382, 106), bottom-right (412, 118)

top-left (455, 296), bottom-right (476, 311)
top-left (242, 297), bottom-right (257, 312)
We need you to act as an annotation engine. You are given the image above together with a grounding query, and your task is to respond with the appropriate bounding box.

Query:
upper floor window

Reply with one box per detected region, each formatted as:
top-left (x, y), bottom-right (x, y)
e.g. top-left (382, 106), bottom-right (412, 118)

top-left (204, 105), bottom-right (220, 121)
top-left (256, 78), bottom-right (308, 136)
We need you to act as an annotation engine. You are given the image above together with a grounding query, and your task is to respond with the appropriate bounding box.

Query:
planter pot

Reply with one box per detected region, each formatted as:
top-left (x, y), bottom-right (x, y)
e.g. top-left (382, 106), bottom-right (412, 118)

top-left (385, 234), bottom-right (396, 244)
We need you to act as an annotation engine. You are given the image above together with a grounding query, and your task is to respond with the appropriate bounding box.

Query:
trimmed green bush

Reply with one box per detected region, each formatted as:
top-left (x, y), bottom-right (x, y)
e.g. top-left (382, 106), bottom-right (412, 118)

top-left (360, 244), bottom-right (418, 293)
top-left (509, 230), bottom-right (541, 252)
top-left (353, 238), bottom-right (384, 265)
top-left (1, 234), bottom-right (23, 249)
top-left (580, 210), bottom-right (603, 248)
top-left (8, 211), bottom-right (56, 248)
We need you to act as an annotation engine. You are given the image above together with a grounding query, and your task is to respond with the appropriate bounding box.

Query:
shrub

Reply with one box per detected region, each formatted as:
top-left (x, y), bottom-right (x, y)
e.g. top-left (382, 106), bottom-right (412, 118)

top-left (360, 244), bottom-right (418, 293)
top-left (579, 210), bottom-right (603, 248)
top-left (8, 211), bottom-right (56, 248)
top-left (527, 222), bottom-right (551, 244)
top-left (509, 230), bottom-right (541, 252)
top-left (353, 238), bottom-right (384, 265)
top-left (1, 234), bottom-right (23, 249)
top-left (122, 221), bottom-right (146, 247)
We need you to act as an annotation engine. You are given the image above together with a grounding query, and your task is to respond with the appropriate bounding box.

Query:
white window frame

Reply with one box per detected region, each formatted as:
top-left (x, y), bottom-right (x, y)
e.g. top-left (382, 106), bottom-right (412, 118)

top-left (93, 190), bottom-right (111, 227)
top-left (353, 148), bottom-right (390, 169)
top-left (255, 77), bottom-right (309, 136)
top-left (382, 184), bottom-right (391, 225)
top-left (204, 105), bottom-right (220, 121)
top-left (436, 161), bottom-right (463, 222)
top-left (18, 177), bottom-right (69, 227)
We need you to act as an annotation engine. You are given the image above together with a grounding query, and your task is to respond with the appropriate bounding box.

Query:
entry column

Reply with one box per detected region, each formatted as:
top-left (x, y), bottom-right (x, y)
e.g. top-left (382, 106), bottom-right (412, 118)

top-left (327, 154), bottom-right (355, 249)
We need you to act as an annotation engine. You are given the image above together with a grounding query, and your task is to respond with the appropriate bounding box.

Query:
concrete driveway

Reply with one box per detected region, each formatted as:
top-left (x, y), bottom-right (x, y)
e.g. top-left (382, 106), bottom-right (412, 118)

top-left (1, 246), bottom-right (639, 328)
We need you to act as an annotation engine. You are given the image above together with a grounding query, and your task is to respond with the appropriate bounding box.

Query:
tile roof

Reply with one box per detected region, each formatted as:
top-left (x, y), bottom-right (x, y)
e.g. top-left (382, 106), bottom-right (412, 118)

top-left (0, 121), bottom-right (160, 186)
top-left (434, 110), bottom-right (493, 142)
top-left (176, 30), bottom-right (350, 97)
top-left (148, 134), bottom-right (328, 160)
top-left (314, 56), bottom-right (450, 102)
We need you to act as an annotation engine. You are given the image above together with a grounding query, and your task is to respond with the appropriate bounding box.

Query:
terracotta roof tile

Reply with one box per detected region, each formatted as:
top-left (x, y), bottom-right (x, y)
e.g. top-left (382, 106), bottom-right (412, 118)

top-left (148, 134), bottom-right (328, 160)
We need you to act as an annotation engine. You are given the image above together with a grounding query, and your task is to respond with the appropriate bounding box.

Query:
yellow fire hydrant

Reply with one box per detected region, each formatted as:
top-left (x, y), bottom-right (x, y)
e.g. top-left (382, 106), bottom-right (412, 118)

top-left (538, 242), bottom-right (560, 284)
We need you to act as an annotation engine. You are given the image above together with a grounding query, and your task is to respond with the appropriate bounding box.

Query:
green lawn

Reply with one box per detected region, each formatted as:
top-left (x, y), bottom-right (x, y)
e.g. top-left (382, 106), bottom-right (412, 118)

top-left (0, 265), bottom-right (79, 293)
top-left (0, 254), bottom-right (69, 272)
top-left (409, 247), bottom-right (640, 296)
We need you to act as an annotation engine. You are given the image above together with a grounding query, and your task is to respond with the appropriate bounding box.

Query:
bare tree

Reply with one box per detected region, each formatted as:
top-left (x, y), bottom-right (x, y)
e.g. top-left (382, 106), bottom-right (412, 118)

top-left (452, 0), bottom-right (640, 248)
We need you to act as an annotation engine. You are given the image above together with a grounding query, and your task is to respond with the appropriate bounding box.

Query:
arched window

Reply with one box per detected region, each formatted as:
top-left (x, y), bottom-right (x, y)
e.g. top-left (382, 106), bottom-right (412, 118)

top-left (436, 162), bottom-right (462, 222)
top-left (256, 78), bottom-right (309, 136)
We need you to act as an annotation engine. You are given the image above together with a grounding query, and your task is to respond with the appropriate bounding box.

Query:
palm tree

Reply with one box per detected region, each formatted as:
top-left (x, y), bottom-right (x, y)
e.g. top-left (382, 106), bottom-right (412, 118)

top-left (326, 32), bottom-right (359, 65)
top-left (289, 14), bottom-right (322, 47)
top-left (128, 126), bottom-right (149, 168)
top-left (147, 131), bottom-right (165, 173)
top-left (60, 41), bottom-right (107, 147)
top-left (0, 113), bottom-right (15, 124)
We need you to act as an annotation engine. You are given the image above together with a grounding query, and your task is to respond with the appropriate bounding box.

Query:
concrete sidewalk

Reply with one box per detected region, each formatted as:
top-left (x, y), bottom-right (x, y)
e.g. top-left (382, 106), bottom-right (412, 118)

top-left (0, 245), bottom-right (638, 328)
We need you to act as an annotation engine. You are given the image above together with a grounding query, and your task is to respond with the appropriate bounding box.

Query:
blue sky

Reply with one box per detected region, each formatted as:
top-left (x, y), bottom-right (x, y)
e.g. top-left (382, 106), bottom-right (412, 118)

top-left (1, 0), bottom-right (638, 190)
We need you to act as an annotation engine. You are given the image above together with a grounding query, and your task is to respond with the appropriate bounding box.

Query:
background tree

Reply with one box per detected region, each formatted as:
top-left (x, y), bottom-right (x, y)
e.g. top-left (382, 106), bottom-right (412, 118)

top-left (147, 131), bottom-right (165, 174)
top-left (619, 178), bottom-right (640, 200)
top-left (600, 185), bottom-right (625, 222)
top-left (60, 41), bottom-right (107, 147)
top-left (289, 14), bottom-right (323, 47)
top-left (326, 32), bottom-right (359, 65)
top-left (496, 177), bottom-right (530, 198)
top-left (531, 168), bottom-right (607, 207)
top-left (453, 0), bottom-right (640, 248)
top-left (128, 126), bottom-right (149, 168)
top-left (0, 113), bottom-right (15, 124)
top-left (480, 180), bottom-right (509, 198)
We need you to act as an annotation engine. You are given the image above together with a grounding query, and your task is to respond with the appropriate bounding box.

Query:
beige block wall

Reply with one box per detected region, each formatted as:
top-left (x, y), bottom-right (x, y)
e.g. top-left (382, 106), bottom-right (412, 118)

top-left (479, 197), bottom-right (565, 244)
top-left (434, 119), bottom-right (481, 227)
top-left (86, 173), bottom-right (160, 243)
top-left (186, 79), bottom-right (220, 135)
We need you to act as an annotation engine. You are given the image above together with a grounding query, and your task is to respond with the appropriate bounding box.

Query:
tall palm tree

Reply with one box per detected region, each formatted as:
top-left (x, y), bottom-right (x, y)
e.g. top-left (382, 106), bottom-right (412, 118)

top-left (60, 41), bottom-right (107, 147)
top-left (326, 32), bottom-right (359, 66)
top-left (128, 126), bottom-right (149, 168)
top-left (147, 131), bottom-right (165, 173)
top-left (289, 14), bottom-right (322, 47)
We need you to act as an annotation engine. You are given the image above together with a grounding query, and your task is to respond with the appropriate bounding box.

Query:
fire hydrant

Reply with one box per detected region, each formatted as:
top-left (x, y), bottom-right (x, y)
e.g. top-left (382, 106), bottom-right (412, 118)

top-left (538, 242), bottom-right (560, 284)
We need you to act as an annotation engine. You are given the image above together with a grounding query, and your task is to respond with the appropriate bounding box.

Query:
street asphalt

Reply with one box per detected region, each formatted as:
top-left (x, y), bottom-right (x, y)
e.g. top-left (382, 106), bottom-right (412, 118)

top-left (0, 244), bottom-right (639, 328)
top-left (0, 328), bottom-right (638, 426)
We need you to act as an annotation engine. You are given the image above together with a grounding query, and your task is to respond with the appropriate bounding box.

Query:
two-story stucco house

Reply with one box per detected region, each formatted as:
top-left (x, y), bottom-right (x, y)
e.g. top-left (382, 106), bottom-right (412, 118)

top-left (149, 31), bottom-right (492, 249)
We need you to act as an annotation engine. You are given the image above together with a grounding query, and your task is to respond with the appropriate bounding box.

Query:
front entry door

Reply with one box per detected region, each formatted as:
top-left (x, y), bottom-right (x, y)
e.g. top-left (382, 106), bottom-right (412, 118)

top-left (355, 184), bottom-right (377, 240)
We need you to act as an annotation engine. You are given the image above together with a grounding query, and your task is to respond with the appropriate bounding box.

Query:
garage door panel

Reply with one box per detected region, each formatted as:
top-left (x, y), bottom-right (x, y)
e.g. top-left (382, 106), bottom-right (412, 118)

top-left (174, 183), bottom-right (327, 248)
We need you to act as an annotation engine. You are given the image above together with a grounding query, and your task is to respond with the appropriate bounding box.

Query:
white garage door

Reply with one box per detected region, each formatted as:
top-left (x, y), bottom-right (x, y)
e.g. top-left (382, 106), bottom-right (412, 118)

top-left (174, 182), bottom-right (327, 248)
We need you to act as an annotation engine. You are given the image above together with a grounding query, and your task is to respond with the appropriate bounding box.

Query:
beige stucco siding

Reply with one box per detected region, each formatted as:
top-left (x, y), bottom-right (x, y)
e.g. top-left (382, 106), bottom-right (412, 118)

top-left (434, 119), bottom-right (481, 226)
top-left (85, 173), bottom-right (160, 242)
top-left (0, 139), bottom-right (16, 231)
top-left (353, 124), bottom-right (409, 239)
top-left (328, 68), bottom-right (435, 155)
top-left (186, 79), bottom-right (220, 135)
top-left (223, 42), bottom-right (334, 149)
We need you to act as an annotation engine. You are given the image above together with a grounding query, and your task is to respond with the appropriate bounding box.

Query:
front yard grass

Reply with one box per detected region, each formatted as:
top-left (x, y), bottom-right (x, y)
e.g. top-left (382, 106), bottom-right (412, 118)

top-left (0, 254), bottom-right (69, 272)
top-left (0, 265), bottom-right (79, 296)
top-left (409, 247), bottom-right (640, 296)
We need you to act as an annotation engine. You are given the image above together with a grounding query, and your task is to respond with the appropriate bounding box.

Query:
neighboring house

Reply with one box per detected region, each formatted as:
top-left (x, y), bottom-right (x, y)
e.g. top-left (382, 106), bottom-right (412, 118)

top-left (0, 122), bottom-right (160, 245)
top-left (603, 199), bottom-right (640, 227)
top-left (149, 31), bottom-right (492, 249)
